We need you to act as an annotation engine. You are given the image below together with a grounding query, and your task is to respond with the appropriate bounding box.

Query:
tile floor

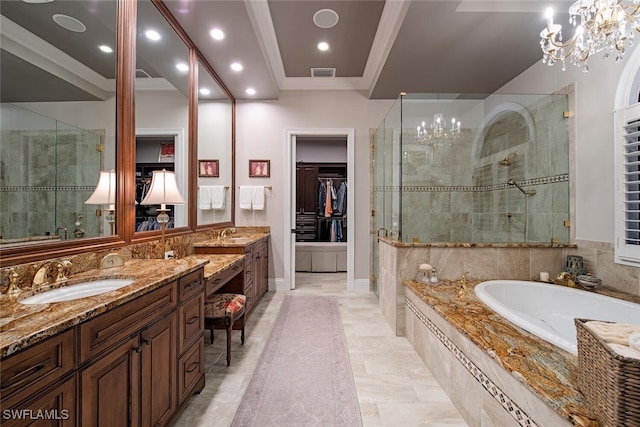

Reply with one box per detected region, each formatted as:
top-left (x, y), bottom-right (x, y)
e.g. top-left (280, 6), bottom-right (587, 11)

top-left (172, 272), bottom-right (467, 426)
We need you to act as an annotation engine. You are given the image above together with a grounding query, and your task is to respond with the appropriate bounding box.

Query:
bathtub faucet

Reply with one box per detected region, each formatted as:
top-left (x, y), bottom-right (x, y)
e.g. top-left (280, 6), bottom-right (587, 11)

top-left (458, 271), bottom-right (470, 298)
top-left (556, 272), bottom-right (576, 288)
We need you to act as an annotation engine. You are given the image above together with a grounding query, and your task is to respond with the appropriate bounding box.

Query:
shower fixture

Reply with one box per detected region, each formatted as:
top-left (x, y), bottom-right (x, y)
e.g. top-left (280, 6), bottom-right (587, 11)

top-left (499, 152), bottom-right (518, 166)
top-left (507, 179), bottom-right (536, 196)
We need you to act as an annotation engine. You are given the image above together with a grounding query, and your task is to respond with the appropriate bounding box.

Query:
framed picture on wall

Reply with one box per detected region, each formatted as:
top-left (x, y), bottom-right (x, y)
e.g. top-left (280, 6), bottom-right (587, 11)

top-left (249, 159), bottom-right (270, 177)
top-left (198, 159), bottom-right (219, 177)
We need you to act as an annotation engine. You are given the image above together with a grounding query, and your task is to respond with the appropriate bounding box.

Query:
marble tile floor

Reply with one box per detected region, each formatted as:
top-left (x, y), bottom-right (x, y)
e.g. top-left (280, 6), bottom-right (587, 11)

top-left (172, 272), bottom-right (467, 427)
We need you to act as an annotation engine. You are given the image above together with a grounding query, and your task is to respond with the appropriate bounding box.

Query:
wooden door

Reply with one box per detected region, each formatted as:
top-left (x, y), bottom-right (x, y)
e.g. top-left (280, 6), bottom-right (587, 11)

top-left (141, 313), bottom-right (177, 427)
top-left (80, 336), bottom-right (141, 427)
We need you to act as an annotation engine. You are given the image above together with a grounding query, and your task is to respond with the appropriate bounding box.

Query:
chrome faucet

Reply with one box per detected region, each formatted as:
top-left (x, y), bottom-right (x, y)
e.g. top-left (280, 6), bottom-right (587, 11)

top-left (556, 272), bottom-right (576, 288)
top-left (458, 271), bottom-right (470, 298)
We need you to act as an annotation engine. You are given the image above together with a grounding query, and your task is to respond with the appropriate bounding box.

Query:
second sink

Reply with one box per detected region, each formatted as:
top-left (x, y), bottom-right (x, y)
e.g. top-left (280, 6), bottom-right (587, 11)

top-left (19, 279), bottom-right (135, 304)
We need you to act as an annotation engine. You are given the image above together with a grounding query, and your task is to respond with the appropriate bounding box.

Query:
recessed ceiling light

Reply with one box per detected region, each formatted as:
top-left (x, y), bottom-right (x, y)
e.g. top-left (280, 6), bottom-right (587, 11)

top-left (23, 0), bottom-right (54, 3)
top-left (98, 45), bottom-right (113, 53)
top-left (176, 63), bottom-right (189, 72)
top-left (318, 42), bottom-right (329, 51)
top-left (313, 9), bottom-right (339, 29)
top-left (210, 28), bottom-right (225, 40)
top-left (231, 62), bottom-right (243, 72)
top-left (52, 14), bottom-right (86, 32)
top-left (245, 88), bottom-right (256, 96)
top-left (145, 30), bottom-right (161, 41)
top-left (200, 88), bottom-right (211, 96)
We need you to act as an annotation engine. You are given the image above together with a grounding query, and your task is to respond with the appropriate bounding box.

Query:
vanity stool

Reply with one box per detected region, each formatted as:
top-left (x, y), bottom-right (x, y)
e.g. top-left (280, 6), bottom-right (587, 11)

top-left (204, 293), bottom-right (246, 366)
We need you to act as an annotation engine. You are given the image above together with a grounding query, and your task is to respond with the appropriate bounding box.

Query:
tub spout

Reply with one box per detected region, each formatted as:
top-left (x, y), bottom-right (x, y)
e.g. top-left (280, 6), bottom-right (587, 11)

top-left (556, 272), bottom-right (576, 288)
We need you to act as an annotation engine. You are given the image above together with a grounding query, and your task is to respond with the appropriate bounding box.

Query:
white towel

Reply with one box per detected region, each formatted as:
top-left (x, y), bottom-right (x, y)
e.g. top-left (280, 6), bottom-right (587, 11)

top-left (199, 186), bottom-right (213, 210)
top-left (210, 186), bottom-right (225, 210)
top-left (252, 186), bottom-right (265, 210)
top-left (239, 186), bottom-right (253, 210)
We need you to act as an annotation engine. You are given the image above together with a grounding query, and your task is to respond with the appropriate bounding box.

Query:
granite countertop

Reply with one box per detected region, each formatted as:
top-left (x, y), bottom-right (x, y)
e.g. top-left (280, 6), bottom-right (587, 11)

top-left (405, 279), bottom-right (599, 426)
top-left (0, 257), bottom-right (209, 358)
top-left (193, 232), bottom-right (268, 248)
top-left (187, 254), bottom-right (245, 280)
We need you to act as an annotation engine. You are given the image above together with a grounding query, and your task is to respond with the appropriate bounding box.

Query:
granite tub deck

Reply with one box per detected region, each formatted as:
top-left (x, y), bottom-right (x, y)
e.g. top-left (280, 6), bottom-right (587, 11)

top-left (405, 279), bottom-right (605, 427)
top-left (192, 231), bottom-right (267, 249)
top-left (0, 257), bottom-right (210, 358)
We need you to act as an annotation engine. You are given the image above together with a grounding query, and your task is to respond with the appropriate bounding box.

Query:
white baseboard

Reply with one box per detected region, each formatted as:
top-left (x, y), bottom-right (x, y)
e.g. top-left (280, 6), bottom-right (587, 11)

top-left (270, 277), bottom-right (287, 291)
top-left (352, 279), bottom-right (371, 293)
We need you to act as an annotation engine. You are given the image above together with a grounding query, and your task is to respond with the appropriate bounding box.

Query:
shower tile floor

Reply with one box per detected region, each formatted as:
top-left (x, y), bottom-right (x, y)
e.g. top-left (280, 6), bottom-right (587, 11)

top-left (172, 272), bottom-right (467, 426)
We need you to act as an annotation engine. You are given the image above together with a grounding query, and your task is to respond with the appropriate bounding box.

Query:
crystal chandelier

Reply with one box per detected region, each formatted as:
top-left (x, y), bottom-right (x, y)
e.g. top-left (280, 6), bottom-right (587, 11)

top-left (416, 113), bottom-right (461, 144)
top-left (540, 1), bottom-right (640, 72)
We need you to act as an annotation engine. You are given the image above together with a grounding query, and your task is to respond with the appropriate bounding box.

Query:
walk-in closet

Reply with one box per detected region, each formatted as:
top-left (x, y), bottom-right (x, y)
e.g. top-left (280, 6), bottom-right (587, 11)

top-left (295, 137), bottom-right (348, 273)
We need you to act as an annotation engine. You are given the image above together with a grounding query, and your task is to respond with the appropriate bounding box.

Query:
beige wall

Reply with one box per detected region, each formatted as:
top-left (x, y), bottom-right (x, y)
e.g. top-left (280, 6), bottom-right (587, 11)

top-left (235, 90), bottom-right (394, 282)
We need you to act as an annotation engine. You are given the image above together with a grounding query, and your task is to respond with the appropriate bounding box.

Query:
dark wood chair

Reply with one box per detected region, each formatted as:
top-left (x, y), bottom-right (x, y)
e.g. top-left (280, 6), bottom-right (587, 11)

top-left (204, 293), bottom-right (246, 366)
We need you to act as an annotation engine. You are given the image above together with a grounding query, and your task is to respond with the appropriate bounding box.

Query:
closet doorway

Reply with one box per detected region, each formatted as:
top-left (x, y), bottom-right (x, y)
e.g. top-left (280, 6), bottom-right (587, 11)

top-left (284, 129), bottom-right (355, 291)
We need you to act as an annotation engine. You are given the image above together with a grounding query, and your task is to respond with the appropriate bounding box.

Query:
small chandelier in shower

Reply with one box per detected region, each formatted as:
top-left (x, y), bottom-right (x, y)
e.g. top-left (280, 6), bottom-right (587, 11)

top-left (416, 113), bottom-right (462, 145)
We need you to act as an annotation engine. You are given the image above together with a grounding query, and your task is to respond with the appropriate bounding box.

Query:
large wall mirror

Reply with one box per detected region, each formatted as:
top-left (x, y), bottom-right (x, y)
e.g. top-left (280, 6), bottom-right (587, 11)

top-left (197, 58), bottom-right (233, 226)
top-left (0, 0), bottom-right (118, 251)
top-left (134, 0), bottom-right (189, 234)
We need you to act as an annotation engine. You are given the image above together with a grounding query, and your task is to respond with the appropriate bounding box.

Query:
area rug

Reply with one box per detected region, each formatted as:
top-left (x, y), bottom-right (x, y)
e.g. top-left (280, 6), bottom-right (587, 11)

top-left (231, 295), bottom-right (362, 427)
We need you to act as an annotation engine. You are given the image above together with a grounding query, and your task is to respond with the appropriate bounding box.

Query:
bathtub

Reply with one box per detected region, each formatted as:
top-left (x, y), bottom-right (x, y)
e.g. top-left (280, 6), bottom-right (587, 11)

top-left (474, 280), bottom-right (640, 354)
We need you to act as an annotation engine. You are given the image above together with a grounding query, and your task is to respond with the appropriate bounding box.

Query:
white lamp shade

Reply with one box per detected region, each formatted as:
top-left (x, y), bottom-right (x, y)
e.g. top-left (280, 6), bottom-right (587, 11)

top-left (140, 169), bottom-right (186, 205)
top-left (85, 170), bottom-right (116, 207)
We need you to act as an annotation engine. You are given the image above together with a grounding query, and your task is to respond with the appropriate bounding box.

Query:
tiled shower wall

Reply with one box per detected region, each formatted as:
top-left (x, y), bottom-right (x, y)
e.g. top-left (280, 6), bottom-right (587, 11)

top-left (0, 110), bottom-right (102, 241)
top-left (383, 92), bottom-right (572, 244)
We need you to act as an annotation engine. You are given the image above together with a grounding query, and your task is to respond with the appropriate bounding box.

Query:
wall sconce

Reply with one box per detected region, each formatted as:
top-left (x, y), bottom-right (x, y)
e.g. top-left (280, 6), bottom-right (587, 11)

top-left (140, 169), bottom-right (186, 255)
top-left (85, 169), bottom-right (116, 235)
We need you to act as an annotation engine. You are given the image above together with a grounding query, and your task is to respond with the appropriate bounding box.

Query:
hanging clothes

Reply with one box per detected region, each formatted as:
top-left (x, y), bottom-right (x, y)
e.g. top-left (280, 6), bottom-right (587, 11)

top-left (324, 180), bottom-right (333, 217)
top-left (334, 181), bottom-right (347, 216)
top-left (318, 180), bottom-right (326, 216)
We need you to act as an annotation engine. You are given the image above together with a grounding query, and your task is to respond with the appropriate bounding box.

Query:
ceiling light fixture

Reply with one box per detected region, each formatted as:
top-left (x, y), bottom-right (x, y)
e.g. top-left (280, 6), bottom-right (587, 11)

top-left (540, 2), bottom-right (640, 71)
top-left (200, 88), bottom-right (211, 96)
top-left (175, 63), bottom-right (189, 72)
top-left (231, 62), bottom-right (243, 71)
top-left (317, 41), bottom-right (329, 51)
top-left (98, 45), bottom-right (113, 53)
top-left (145, 29), bottom-right (161, 41)
top-left (210, 28), bottom-right (225, 40)
top-left (245, 88), bottom-right (256, 95)
top-left (416, 113), bottom-right (462, 145)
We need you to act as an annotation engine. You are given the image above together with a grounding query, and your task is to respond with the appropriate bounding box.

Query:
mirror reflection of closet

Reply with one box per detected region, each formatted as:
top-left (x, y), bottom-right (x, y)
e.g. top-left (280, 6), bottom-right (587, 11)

top-left (197, 58), bottom-right (233, 226)
top-left (134, 0), bottom-right (189, 233)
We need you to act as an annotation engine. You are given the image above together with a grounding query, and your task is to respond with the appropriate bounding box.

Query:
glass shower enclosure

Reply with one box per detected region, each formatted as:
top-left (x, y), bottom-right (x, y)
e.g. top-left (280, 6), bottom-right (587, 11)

top-left (371, 92), bottom-right (571, 293)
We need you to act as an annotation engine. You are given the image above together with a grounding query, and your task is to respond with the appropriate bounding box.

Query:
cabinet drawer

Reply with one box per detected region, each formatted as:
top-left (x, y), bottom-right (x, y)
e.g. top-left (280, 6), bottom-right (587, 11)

top-left (178, 269), bottom-right (204, 302)
top-left (178, 293), bottom-right (204, 355)
top-left (2, 373), bottom-right (76, 427)
top-left (178, 339), bottom-right (204, 405)
top-left (1, 329), bottom-right (75, 404)
top-left (79, 282), bottom-right (177, 363)
top-left (205, 260), bottom-right (243, 296)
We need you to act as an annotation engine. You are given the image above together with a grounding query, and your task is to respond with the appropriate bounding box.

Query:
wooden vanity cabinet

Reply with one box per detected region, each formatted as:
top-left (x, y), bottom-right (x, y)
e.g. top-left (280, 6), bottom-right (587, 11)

top-left (195, 235), bottom-right (269, 317)
top-left (0, 329), bottom-right (76, 426)
top-left (79, 283), bottom-right (178, 427)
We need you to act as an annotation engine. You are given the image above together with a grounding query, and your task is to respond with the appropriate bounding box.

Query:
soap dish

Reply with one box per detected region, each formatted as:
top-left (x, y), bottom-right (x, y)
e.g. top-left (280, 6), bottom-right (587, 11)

top-left (576, 275), bottom-right (603, 290)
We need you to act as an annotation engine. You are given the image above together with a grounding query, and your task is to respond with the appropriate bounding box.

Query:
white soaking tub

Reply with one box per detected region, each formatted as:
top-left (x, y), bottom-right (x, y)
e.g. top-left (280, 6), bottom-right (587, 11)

top-left (474, 280), bottom-right (640, 354)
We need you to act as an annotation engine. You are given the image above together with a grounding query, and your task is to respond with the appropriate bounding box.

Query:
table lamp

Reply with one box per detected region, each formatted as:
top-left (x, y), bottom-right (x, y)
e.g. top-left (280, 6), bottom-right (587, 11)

top-left (85, 169), bottom-right (116, 235)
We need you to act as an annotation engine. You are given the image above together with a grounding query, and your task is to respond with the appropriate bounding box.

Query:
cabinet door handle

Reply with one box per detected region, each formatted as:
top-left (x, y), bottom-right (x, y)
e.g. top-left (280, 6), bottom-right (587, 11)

top-left (186, 361), bottom-right (200, 373)
top-left (185, 280), bottom-right (201, 290)
top-left (232, 265), bottom-right (240, 271)
top-left (133, 346), bottom-right (142, 353)
top-left (187, 316), bottom-right (199, 325)
top-left (143, 338), bottom-right (152, 346)
top-left (0, 364), bottom-right (45, 390)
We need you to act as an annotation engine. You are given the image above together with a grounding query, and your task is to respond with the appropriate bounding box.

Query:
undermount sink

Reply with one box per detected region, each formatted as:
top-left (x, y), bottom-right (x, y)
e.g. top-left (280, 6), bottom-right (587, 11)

top-left (19, 279), bottom-right (135, 304)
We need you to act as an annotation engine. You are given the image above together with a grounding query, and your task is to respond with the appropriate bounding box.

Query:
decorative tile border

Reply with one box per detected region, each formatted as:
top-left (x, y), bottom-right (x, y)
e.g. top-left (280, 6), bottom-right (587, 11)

top-left (0, 186), bottom-right (95, 192)
top-left (373, 173), bottom-right (568, 193)
top-left (406, 297), bottom-right (537, 427)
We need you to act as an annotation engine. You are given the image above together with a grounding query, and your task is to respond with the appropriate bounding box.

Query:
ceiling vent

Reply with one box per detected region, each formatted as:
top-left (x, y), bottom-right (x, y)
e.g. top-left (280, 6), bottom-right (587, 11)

top-left (136, 68), bottom-right (151, 78)
top-left (311, 68), bottom-right (336, 78)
